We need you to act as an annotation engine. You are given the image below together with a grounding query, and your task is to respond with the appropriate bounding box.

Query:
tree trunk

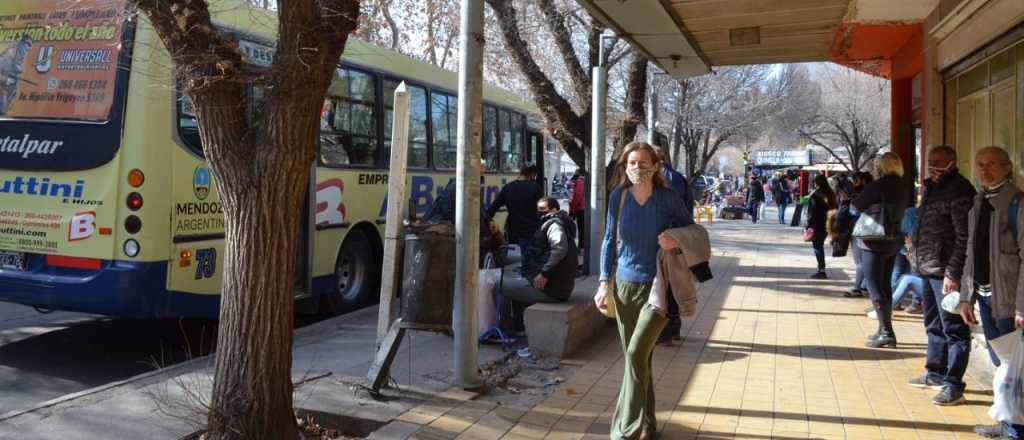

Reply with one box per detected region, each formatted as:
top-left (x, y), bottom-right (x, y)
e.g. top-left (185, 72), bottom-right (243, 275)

top-left (618, 57), bottom-right (647, 151)
top-left (130, 1), bottom-right (359, 439)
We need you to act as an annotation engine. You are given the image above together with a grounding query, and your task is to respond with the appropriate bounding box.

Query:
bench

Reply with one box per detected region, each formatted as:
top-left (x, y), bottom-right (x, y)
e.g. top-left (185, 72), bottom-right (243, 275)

top-left (523, 276), bottom-right (609, 359)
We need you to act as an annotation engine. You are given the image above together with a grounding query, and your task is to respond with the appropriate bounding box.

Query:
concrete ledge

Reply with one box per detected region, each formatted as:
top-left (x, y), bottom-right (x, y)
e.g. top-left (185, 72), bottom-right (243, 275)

top-left (523, 276), bottom-right (609, 359)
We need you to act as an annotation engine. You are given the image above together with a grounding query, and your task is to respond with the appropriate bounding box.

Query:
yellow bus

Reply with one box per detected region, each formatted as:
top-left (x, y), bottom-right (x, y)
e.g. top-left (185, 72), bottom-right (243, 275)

top-left (0, 0), bottom-right (545, 318)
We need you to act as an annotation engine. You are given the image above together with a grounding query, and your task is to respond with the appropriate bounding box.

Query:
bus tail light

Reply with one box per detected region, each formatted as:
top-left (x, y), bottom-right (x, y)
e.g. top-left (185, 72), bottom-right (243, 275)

top-left (125, 215), bottom-right (142, 234)
top-left (123, 239), bottom-right (140, 257)
top-left (128, 169), bottom-right (145, 187)
top-left (46, 255), bottom-right (101, 270)
top-left (180, 249), bottom-right (192, 267)
top-left (126, 192), bottom-right (143, 211)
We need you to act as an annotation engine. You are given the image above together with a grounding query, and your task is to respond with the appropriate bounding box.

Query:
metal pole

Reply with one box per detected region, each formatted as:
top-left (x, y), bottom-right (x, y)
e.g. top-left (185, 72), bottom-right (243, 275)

top-left (647, 93), bottom-right (657, 146)
top-left (588, 36), bottom-right (612, 275)
top-left (452, 0), bottom-right (483, 388)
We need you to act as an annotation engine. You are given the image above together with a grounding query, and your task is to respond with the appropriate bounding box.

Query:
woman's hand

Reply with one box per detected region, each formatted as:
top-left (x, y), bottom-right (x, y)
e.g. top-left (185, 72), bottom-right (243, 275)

top-left (594, 281), bottom-right (610, 311)
top-left (658, 232), bottom-right (679, 251)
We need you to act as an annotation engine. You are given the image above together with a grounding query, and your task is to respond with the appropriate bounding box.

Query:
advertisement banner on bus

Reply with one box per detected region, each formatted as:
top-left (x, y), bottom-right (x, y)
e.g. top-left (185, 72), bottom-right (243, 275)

top-left (0, 0), bottom-right (127, 121)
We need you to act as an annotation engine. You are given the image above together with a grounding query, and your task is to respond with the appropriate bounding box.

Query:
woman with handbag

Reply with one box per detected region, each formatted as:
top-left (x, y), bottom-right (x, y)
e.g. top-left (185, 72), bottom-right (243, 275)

top-left (593, 142), bottom-right (692, 440)
top-left (852, 152), bottom-right (910, 348)
top-left (806, 174), bottom-right (838, 279)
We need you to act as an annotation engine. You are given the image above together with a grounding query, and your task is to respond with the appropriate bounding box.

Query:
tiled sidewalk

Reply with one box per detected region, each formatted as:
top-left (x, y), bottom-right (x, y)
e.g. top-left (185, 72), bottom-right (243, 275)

top-left (379, 217), bottom-right (997, 440)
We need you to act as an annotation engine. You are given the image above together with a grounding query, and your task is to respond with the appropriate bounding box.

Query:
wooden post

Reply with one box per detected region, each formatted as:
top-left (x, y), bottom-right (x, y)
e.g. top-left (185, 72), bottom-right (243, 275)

top-left (377, 82), bottom-right (411, 347)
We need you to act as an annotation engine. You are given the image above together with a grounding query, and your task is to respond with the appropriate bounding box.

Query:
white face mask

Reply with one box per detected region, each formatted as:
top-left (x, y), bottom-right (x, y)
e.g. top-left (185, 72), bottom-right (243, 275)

top-left (626, 167), bottom-right (655, 185)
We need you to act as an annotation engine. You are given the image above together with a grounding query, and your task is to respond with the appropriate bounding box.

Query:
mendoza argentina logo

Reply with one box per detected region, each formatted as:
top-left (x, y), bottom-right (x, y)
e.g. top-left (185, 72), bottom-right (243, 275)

top-left (0, 176), bottom-right (85, 200)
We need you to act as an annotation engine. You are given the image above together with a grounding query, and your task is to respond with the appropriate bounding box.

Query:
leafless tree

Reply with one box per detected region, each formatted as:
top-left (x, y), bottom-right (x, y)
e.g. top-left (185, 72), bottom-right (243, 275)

top-left (798, 64), bottom-right (890, 172)
top-left (128, 1), bottom-right (359, 439)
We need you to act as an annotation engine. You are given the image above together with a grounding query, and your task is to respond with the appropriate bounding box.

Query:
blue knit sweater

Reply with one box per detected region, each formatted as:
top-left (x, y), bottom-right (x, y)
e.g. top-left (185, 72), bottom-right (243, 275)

top-left (600, 185), bottom-right (694, 284)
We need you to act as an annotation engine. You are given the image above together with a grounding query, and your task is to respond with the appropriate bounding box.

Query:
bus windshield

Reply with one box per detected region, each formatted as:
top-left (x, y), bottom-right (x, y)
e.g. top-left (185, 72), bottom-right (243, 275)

top-left (0, 0), bottom-right (127, 123)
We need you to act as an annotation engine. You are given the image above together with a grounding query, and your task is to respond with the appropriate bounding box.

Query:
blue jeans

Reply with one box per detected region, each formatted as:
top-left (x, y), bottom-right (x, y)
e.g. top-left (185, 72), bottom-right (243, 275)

top-left (777, 203), bottom-right (788, 224)
top-left (749, 202), bottom-right (761, 223)
top-left (921, 277), bottom-right (971, 391)
top-left (852, 244), bottom-right (866, 291)
top-left (977, 295), bottom-right (1023, 438)
top-left (891, 253), bottom-right (922, 305)
top-left (516, 238), bottom-right (531, 277)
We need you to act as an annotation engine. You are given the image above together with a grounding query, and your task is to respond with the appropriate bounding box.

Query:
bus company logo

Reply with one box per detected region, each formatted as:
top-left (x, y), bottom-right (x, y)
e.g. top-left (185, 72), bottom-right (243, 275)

top-left (0, 176), bottom-right (85, 200)
top-left (1, 134), bottom-right (65, 159)
top-left (193, 167), bottom-right (211, 200)
top-left (35, 46), bottom-right (55, 74)
top-left (68, 211), bottom-right (96, 242)
top-left (315, 179), bottom-right (346, 226)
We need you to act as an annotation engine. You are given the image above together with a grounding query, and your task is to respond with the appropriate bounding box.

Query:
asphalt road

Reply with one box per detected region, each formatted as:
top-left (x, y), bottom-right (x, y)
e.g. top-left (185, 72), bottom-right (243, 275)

top-left (0, 303), bottom-right (220, 416)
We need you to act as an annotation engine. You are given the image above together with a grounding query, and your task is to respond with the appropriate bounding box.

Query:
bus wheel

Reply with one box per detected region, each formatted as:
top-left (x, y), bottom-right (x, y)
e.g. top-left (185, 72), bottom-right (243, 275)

top-left (322, 229), bottom-right (379, 316)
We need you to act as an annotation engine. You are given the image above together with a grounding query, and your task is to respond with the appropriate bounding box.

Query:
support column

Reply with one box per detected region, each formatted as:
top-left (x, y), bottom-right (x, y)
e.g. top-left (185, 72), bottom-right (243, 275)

top-left (891, 77), bottom-right (914, 171)
top-left (588, 66), bottom-right (607, 275)
top-left (453, 0), bottom-right (483, 388)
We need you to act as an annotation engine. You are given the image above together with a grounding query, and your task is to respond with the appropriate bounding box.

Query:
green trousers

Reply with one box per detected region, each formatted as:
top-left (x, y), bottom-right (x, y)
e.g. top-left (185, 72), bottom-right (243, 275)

top-left (610, 281), bottom-right (668, 440)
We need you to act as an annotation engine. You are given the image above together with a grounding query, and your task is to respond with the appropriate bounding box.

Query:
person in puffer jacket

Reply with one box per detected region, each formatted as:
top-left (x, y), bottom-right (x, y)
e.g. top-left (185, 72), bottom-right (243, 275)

top-left (909, 145), bottom-right (976, 407)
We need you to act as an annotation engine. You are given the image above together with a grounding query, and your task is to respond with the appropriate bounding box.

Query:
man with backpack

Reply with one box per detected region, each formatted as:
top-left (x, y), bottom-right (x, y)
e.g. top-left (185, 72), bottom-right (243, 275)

top-left (960, 146), bottom-right (1024, 440)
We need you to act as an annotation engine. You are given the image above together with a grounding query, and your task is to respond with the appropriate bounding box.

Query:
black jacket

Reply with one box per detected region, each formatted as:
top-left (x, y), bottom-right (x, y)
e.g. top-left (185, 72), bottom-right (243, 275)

top-left (852, 174), bottom-right (909, 253)
top-left (524, 211), bottom-right (578, 300)
top-left (747, 179), bottom-right (765, 204)
top-left (912, 171), bottom-right (975, 280)
top-left (806, 190), bottom-right (831, 239)
top-left (485, 179), bottom-right (544, 242)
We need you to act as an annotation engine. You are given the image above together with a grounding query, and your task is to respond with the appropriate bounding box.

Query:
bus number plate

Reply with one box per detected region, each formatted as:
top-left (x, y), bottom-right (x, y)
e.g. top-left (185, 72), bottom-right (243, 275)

top-left (0, 251), bottom-right (27, 271)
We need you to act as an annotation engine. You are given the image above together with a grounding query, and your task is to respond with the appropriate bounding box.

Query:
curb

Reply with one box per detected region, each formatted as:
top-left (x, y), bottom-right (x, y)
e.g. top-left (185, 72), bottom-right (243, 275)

top-left (0, 305), bottom-right (381, 423)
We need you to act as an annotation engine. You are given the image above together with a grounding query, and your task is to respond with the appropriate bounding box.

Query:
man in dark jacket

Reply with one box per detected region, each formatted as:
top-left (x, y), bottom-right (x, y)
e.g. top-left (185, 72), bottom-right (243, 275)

top-left (486, 165), bottom-right (544, 271)
top-left (747, 174), bottom-right (766, 224)
top-left (500, 197), bottom-right (577, 333)
top-left (910, 145), bottom-right (976, 406)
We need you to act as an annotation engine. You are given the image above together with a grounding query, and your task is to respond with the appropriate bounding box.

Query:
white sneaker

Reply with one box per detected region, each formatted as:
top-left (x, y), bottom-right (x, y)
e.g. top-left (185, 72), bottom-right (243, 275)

top-left (867, 310), bottom-right (877, 320)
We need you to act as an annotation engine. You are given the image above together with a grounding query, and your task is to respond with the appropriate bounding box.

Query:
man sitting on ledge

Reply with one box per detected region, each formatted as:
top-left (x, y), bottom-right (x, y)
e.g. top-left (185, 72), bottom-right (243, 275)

top-left (500, 197), bottom-right (578, 334)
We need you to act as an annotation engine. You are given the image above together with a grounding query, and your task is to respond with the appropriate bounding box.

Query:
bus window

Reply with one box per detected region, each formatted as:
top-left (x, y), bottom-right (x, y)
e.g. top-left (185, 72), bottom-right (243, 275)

top-left (383, 80), bottom-right (428, 168)
top-left (177, 95), bottom-right (203, 156)
top-left (498, 109), bottom-right (523, 173)
top-left (431, 92), bottom-right (458, 169)
top-left (320, 68), bottom-right (378, 167)
top-left (483, 106), bottom-right (499, 172)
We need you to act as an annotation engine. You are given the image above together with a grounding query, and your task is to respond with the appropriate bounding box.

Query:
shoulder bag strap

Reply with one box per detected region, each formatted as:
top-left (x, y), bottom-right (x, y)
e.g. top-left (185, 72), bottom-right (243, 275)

top-left (612, 188), bottom-right (628, 277)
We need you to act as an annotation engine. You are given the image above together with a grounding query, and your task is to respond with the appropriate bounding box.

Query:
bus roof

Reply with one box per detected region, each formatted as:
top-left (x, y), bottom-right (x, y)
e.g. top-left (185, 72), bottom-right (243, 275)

top-left (207, 0), bottom-right (540, 116)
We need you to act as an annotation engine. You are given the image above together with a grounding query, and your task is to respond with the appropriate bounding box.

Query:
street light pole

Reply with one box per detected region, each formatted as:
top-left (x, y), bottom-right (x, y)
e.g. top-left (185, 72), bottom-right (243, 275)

top-left (588, 35), bottom-right (615, 275)
top-left (452, 0), bottom-right (483, 388)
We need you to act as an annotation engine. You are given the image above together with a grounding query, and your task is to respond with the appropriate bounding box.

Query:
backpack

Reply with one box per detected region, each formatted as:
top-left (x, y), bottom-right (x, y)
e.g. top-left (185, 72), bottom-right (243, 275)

top-left (1010, 192), bottom-right (1023, 237)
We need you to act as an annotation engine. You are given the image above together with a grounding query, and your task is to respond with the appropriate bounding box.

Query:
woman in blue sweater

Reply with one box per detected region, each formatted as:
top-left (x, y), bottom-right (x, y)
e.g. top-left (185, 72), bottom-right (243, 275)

top-left (594, 142), bottom-right (693, 440)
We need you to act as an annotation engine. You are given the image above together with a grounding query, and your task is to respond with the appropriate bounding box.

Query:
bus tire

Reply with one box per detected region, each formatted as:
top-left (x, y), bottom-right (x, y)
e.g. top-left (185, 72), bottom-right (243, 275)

top-left (322, 228), bottom-right (379, 316)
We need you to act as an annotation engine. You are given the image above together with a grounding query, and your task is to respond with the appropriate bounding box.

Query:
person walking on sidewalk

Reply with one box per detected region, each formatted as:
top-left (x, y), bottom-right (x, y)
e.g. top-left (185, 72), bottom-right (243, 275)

top-left (656, 147), bottom-right (694, 346)
top-left (486, 165), bottom-right (544, 272)
top-left (772, 172), bottom-right (792, 224)
top-left (959, 146), bottom-right (1024, 440)
top-left (594, 142), bottom-right (692, 440)
top-left (806, 174), bottom-right (837, 279)
top-left (747, 174), bottom-right (766, 224)
top-left (569, 168), bottom-right (586, 251)
top-left (852, 152), bottom-right (909, 349)
top-left (910, 145), bottom-right (976, 406)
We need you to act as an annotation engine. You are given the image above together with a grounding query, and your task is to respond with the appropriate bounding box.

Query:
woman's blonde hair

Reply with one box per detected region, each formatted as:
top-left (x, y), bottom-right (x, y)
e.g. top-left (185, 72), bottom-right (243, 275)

top-left (878, 152), bottom-right (904, 177)
top-left (609, 142), bottom-right (667, 190)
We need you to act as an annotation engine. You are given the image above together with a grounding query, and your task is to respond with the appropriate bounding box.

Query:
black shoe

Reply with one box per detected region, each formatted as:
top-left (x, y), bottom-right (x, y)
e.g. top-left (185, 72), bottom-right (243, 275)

top-left (974, 424), bottom-right (1011, 439)
top-left (844, 289), bottom-right (864, 298)
top-left (810, 271), bottom-right (827, 279)
top-left (932, 385), bottom-right (966, 406)
top-left (865, 334), bottom-right (897, 348)
top-left (908, 375), bottom-right (944, 390)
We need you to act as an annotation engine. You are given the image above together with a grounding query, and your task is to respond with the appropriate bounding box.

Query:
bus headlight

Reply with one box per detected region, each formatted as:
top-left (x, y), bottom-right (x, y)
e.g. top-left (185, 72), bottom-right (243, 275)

top-left (123, 239), bottom-right (140, 257)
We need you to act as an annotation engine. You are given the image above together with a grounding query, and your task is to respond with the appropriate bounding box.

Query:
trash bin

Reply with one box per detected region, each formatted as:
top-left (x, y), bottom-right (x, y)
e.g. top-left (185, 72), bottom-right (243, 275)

top-left (400, 224), bottom-right (455, 329)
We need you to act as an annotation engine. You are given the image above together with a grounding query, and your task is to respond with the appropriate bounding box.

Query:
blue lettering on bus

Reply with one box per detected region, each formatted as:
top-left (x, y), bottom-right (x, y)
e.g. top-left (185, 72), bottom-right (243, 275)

top-left (377, 175), bottom-right (504, 220)
top-left (0, 176), bottom-right (85, 199)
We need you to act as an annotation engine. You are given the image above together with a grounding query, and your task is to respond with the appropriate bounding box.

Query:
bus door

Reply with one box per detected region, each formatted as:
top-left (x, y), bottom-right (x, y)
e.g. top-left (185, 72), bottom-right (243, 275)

top-left (527, 131), bottom-right (545, 188)
top-left (293, 163), bottom-right (315, 301)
